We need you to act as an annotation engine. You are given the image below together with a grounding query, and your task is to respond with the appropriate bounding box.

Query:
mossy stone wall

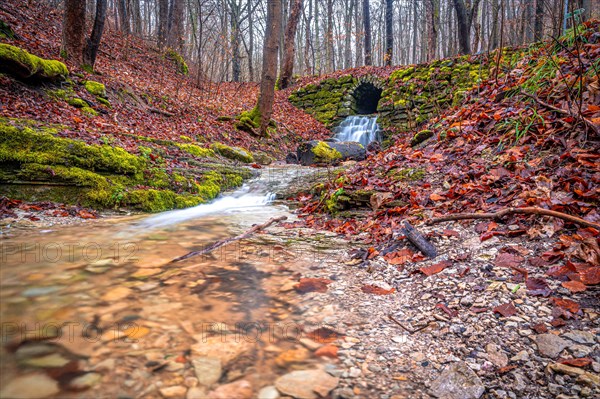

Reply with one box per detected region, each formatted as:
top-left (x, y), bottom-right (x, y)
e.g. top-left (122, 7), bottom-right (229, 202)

top-left (290, 54), bottom-right (495, 135)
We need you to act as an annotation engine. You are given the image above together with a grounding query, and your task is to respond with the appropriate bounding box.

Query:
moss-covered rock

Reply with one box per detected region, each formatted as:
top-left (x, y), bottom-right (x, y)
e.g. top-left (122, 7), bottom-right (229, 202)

top-left (312, 141), bottom-right (342, 162)
top-left (410, 129), bottom-right (434, 147)
top-left (165, 49), bottom-right (189, 75)
top-left (0, 43), bottom-right (68, 81)
top-left (67, 97), bottom-right (88, 108)
top-left (0, 119), bottom-right (249, 212)
top-left (84, 81), bottom-right (106, 98)
top-left (211, 142), bottom-right (254, 163)
top-left (176, 143), bottom-right (215, 158)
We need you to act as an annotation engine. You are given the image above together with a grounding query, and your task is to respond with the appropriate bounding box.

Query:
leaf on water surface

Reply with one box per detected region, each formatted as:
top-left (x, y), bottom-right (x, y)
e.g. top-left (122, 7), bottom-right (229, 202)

top-left (294, 278), bottom-right (332, 294)
top-left (493, 302), bottom-right (517, 317)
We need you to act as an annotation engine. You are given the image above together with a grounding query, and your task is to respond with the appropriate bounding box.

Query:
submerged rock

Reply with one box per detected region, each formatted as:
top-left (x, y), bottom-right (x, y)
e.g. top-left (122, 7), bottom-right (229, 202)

top-left (0, 373), bottom-right (60, 399)
top-left (275, 369), bottom-right (339, 399)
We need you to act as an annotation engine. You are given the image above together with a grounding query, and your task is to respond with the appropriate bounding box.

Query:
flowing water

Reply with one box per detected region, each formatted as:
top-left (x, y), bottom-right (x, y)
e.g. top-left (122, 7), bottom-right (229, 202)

top-left (0, 166), bottom-right (347, 398)
top-left (332, 115), bottom-right (381, 147)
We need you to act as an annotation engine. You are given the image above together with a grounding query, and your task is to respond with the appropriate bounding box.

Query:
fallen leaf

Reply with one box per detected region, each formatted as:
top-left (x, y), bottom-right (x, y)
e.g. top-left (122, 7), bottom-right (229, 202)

top-left (551, 297), bottom-right (580, 314)
top-left (419, 260), bottom-right (452, 276)
top-left (435, 303), bottom-right (458, 317)
top-left (294, 278), bottom-right (332, 294)
top-left (526, 277), bottom-right (552, 297)
top-left (558, 358), bottom-right (592, 367)
top-left (306, 327), bottom-right (344, 343)
top-left (361, 284), bottom-right (395, 295)
top-left (561, 281), bottom-right (587, 293)
top-left (495, 253), bottom-right (525, 268)
top-left (314, 345), bottom-right (338, 358)
top-left (493, 302), bottom-right (517, 317)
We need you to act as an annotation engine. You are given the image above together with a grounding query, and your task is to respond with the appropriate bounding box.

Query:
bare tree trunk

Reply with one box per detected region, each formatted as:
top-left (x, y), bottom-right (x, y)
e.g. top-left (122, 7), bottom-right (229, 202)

top-left (61, 0), bottom-right (86, 64)
top-left (453, 0), bottom-right (471, 54)
top-left (384, 0), bottom-right (393, 65)
top-left (229, 1), bottom-right (241, 82)
top-left (280, 0), bottom-right (303, 89)
top-left (523, 0), bottom-right (534, 43)
top-left (363, 0), bottom-right (372, 65)
top-left (118, 0), bottom-right (130, 34)
top-left (248, 0), bottom-right (255, 81)
top-left (355, 0), bottom-right (363, 66)
top-left (168, 0), bottom-right (184, 51)
top-left (534, 0), bottom-right (544, 39)
top-left (343, 0), bottom-right (353, 69)
top-left (326, 0), bottom-right (334, 72)
top-left (303, 0), bottom-right (312, 74)
top-left (131, 0), bottom-right (142, 35)
top-left (257, 0), bottom-right (282, 135)
top-left (158, 0), bottom-right (169, 49)
top-left (426, 0), bottom-right (438, 61)
top-left (83, 0), bottom-right (107, 69)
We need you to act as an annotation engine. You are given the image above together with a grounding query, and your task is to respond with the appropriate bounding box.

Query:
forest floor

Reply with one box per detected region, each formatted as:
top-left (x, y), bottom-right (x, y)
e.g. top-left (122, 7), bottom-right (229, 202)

top-left (1, 1), bottom-right (600, 399)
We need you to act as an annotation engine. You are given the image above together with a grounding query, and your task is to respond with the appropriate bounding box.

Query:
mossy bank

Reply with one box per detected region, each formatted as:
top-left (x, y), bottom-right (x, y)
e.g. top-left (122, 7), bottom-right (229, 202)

top-left (0, 119), bottom-right (254, 212)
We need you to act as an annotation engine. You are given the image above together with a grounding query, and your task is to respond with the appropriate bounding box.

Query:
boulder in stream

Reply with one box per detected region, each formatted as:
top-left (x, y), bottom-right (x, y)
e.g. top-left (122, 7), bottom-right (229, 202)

top-left (296, 140), bottom-right (366, 166)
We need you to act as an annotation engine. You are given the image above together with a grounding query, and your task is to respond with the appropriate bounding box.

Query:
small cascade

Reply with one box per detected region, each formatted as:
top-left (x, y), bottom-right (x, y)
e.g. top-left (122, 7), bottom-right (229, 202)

top-left (332, 115), bottom-right (381, 147)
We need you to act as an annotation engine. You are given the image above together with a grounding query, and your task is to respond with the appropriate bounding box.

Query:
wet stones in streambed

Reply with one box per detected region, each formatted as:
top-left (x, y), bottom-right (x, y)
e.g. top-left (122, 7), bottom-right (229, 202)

top-left (0, 373), bottom-right (60, 399)
top-left (429, 362), bottom-right (485, 399)
top-left (275, 369), bottom-right (339, 399)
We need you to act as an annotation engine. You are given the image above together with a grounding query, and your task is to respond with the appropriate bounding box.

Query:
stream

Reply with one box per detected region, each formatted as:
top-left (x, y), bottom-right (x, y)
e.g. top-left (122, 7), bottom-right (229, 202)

top-left (0, 165), bottom-right (350, 399)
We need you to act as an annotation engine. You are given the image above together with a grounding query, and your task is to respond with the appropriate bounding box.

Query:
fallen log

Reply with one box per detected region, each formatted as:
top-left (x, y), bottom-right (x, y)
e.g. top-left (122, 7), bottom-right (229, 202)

top-left (426, 207), bottom-right (600, 230)
top-left (170, 215), bottom-right (287, 263)
top-left (401, 221), bottom-right (438, 258)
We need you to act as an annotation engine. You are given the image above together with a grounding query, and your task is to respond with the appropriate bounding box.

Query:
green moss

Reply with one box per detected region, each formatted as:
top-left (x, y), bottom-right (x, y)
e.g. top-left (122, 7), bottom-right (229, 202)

top-left (84, 81), bottom-right (106, 98)
top-left (312, 142), bottom-right (342, 162)
top-left (165, 49), bottom-right (189, 75)
top-left (97, 97), bottom-right (111, 107)
top-left (82, 107), bottom-right (98, 116)
top-left (410, 130), bottom-right (434, 146)
top-left (0, 20), bottom-right (16, 39)
top-left (387, 168), bottom-right (426, 181)
top-left (0, 43), bottom-right (68, 81)
top-left (67, 97), bottom-right (88, 108)
top-left (176, 143), bottom-right (215, 158)
top-left (211, 142), bottom-right (254, 163)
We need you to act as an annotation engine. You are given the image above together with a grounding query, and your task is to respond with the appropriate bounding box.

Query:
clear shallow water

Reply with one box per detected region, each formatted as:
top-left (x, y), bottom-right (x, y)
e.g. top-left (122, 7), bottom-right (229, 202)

top-left (332, 115), bottom-right (381, 146)
top-left (0, 165), bottom-right (342, 398)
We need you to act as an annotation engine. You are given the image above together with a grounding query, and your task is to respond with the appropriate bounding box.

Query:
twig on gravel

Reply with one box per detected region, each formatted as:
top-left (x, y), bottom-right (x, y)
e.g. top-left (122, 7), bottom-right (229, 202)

top-left (401, 221), bottom-right (437, 258)
top-left (170, 215), bottom-right (288, 263)
top-left (426, 207), bottom-right (600, 230)
top-left (388, 314), bottom-right (433, 334)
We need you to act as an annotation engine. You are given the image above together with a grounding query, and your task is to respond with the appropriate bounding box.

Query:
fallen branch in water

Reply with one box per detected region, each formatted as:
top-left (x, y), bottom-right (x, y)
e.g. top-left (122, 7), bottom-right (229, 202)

top-left (426, 207), bottom-right (600, 230)
top-left (170, 215), bottom-right (288, 263)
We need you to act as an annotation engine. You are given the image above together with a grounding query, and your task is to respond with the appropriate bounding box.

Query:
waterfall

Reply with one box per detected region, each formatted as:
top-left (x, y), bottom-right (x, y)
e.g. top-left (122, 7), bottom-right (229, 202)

top-left (332, 115), bottom-right (381, 147)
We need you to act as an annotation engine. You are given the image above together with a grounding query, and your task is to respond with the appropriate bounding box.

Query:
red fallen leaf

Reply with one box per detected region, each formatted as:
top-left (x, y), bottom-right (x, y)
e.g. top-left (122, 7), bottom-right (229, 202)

top-left (493, 302), bottom-right (517, 317)
top-left (546, 262), bottom-right (578, 280)
top-left (526, 277), bottom-right (552, 297)
top-left (73, 116), bottom-right (83, 123)
top-left (429, 193), bottom-right (445, 201)
top-left (436, 303), bottom-right (458, 317)
top-left (367, 247), bottom-right (379, 259)
top-left (558, 358), bottom-right (592, 367)
top-left (314, 345), bottom-right (338, 358)
top-left (550, 318), bottom-right (567, 327)
top-left (443, 229), bottom-right (460, 237)
top-left (495, 253), bottom-right (525, 268)
top-left (384, 248), bottom-right (414, 265)
top-left (250, 163), bottom-right (262, 169)
top-left (551, 297), bottom-right (580, 313)
top-left (458, 267), bottom-right (470, 277)
top-left (580, 267), bottom-right (600, 285)
top-left (470, 306), bottom-right (488, 313)
top-left (77, 210), bottom-right (97, 219)
top-left (509, 265), bottom-right (529, 280)
top-left (361, 285), bottom-right (395, 295)
top-left (561, 280), bottom-right (587, 292)
top-left (529, 257), bottom-right (550, 267)
top-left (532, 323), bottom-right (548, 333)
top-left (541, 249), bottom-right (564, 263)
top-left (420, 260), bottom-right (452, 276)
top-left (174, 355), bottom-right (187, 363)
top-left (306, 327), bottom-right (344, 343)
top-left (497, 365), bottom-right (517, 374)
top-left (294, 278), bottom-right (332, 294)
top-left (27, 216), bottom-right (40, 221)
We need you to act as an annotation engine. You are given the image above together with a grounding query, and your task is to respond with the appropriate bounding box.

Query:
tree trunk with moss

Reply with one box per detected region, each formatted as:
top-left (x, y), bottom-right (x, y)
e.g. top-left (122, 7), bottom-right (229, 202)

top-left (257, 0), bottom-right (282, 135)
top-left (61, 0), bottom-right (86, 65)
top-left (83, 0), bottom-right (107, 70)
top-left (168, 0), bottom-right (184, 52)
top-left (279, 0), bottom-right (303, 89)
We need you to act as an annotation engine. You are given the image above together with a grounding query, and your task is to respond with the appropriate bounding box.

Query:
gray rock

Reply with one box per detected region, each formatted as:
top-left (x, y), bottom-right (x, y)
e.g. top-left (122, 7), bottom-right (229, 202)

top-left (430, 362), bottom-right (485, 399)
top-left (296, 140), bottom-right (366, 165)
top-left (569, 344), bottom-right (593, 358)
top-left (257, 385), bottom-right (280, 399)
top-left (563, 330), bottom-right (596, 345)
top-left (0, 373), bottom-right (60, 399)
top-left (533, 334), bottom-right (570, 358)
top-left (275, 369), bottom-right (339, 399)
top-left (192, 357), bottom-right (222, 387)
top-left (486, 343), bottom-right (508, 368)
